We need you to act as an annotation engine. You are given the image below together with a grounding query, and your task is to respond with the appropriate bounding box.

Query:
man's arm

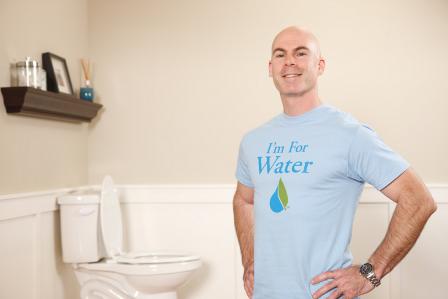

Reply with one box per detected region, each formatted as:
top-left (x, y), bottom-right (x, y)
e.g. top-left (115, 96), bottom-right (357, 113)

top-left (311, 167), bottom-right (437, 299)
top-left (368, 167), bottom-right (437, 279)
top-left (233, 182), bottom-right (255, 298)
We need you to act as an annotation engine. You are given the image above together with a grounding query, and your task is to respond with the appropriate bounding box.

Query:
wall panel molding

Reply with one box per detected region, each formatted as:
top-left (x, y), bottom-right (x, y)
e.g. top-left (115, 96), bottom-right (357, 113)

top-left (1, 184), bottom-right (446, 221)
top-left (0, 184), bottom-right (446, 299)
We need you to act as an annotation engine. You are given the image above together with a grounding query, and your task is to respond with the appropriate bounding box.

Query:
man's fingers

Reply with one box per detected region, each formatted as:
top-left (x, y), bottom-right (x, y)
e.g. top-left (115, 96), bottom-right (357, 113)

top-left (244, 279), bottom-right (251, 298)
top-left (244, 286), bottom-right (251, 298)
top-left (327, 288), bottom-right (343, 299)
top-left (244, 272), bottom-right (254, 298)
top-left (312, 270), bottom-right (339, 284)
top-left (312, 281), bottom-right (337, 299)
top-left (243, 264), bottom-right (254, 298)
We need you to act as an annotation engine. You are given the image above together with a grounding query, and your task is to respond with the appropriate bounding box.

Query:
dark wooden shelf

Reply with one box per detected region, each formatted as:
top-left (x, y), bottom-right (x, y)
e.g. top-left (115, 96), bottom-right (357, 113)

top-left (1, 87), bottom-right (102, 122)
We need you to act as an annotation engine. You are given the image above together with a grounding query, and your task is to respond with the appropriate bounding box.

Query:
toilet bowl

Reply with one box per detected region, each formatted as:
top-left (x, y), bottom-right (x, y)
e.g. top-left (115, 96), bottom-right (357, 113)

top-left (58, 176), bottom-right (201, 299)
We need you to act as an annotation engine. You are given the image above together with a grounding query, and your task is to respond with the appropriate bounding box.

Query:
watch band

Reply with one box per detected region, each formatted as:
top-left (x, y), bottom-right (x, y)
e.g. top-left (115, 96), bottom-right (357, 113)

top-left (366, 274), bottom-right (381, 287)
top-left (359, 263), bottom-right (381, 287)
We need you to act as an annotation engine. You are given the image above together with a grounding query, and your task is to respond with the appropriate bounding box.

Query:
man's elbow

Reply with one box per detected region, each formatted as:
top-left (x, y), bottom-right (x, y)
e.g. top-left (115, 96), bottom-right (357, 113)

top-left (233, 193), bottom-right (241, 207)
top-left (428, 198), bottom-right (437, 214)
top-left (423, 195), bottom-right (437, 215)
top-left (233, 192), bottom-right (247, 208)
top-left (400, 193), bottom-right (437, 217)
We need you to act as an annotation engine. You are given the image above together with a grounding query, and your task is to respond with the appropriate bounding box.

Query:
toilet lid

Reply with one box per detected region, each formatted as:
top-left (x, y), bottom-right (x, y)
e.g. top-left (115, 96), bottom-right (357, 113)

top-left (115, 252), bottom-right (200, 265)
top-left (100, 176), bottom-right (123, 257)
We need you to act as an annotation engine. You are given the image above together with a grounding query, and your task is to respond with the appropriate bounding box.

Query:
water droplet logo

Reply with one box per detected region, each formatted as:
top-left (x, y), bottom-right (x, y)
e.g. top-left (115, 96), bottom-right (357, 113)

top-left (270, 178), bottom-right (289, 213)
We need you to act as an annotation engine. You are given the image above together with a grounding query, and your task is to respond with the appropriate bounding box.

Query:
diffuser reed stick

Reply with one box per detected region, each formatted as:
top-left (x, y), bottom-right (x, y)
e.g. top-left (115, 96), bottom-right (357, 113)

top-left (81, 59), bottom-right (90, 82)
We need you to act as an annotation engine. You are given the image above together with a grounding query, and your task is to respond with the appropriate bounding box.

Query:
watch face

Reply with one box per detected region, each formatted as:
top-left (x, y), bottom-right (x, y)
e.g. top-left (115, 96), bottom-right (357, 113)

top-left (360, 263), bottom-right (373, 275)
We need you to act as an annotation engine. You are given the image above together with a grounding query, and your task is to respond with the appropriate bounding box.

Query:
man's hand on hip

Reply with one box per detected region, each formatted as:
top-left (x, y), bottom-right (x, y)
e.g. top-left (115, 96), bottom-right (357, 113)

top-left (310, 265), bottom-right (374, 299)
top-left (243, 262), bottom-right (254, 298)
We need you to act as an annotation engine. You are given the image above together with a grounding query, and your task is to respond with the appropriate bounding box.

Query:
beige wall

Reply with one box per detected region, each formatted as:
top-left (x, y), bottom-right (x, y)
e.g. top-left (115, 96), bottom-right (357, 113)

top-left (87, 0), bottom-right (448, 185)
top-left (0, 1), bottom-right (446, 190)
top-left (0, 0), bottom-right (89, 194)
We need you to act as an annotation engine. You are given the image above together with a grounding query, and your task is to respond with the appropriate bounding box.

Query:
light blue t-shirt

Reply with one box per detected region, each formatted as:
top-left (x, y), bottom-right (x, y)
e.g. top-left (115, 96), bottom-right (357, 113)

top-left (235, 104), bottom-right (409, 299)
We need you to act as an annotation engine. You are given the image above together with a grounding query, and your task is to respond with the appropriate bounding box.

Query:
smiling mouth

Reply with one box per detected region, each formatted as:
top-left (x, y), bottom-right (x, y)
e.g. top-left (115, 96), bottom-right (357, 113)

top-left (282, 74), bottom-right (302, 78)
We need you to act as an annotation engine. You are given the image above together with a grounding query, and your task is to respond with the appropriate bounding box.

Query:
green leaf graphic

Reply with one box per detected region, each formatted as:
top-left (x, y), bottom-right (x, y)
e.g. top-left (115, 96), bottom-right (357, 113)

top-left (278, 178), bottom-right (288, 209)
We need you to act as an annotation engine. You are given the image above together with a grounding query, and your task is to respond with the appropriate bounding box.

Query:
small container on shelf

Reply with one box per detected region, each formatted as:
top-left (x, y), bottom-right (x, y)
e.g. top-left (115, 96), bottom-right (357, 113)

top-left (80, 59), bottom-right (94, 102)
top-left (12, 57), bottom-right (47, 90)
top-left (80, 80), bottom-right (94, 102)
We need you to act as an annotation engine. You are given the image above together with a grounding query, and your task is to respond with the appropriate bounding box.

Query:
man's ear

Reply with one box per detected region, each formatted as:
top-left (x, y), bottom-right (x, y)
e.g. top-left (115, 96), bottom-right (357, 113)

top-left (269, 61), bottom-right (273, 77)
top-left (317, 57), bottom-right (325, 75)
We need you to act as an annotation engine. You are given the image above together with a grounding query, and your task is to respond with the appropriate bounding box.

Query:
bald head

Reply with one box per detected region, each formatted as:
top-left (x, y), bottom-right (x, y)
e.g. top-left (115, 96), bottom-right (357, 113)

top-left (271, 26), bottom-right (322, 59)
top-left (269, 26), bottom-right (326, 100)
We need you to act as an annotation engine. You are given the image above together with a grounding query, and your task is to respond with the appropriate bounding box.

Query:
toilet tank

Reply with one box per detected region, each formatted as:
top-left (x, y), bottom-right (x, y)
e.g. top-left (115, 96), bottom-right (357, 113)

top-left (57, 191), bottom-right (102, 263)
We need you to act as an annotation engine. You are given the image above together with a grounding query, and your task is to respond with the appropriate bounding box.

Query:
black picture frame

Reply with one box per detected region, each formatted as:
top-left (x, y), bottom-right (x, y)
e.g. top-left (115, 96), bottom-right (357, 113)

top-left (42, 52), bottom-right (74, 95)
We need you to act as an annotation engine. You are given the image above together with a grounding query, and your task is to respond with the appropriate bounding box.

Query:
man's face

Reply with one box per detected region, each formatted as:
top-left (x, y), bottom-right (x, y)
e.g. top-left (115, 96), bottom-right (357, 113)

top-left (269, 30), bottom-right (324, 98)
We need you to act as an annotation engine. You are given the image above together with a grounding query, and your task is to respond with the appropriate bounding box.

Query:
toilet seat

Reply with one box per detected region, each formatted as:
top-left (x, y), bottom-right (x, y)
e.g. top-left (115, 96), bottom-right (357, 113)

top-left (115, 252), bottom-right (200, 265)
top-left (78, 255), bottom-right (201, 276)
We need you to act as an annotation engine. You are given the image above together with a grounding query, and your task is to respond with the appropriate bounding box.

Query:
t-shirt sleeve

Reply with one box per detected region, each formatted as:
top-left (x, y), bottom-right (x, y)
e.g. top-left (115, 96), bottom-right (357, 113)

top-left (347, 124), bottom-right (410, 190)
top-left (235, 138), bottom-right (254, 188)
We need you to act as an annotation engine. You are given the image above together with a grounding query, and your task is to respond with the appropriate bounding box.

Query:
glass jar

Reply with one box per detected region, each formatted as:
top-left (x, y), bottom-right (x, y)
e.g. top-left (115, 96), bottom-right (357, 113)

top-left (39, 67), bottom-right (47, 91)
top-left (14, 57), bottom-right (46, 90)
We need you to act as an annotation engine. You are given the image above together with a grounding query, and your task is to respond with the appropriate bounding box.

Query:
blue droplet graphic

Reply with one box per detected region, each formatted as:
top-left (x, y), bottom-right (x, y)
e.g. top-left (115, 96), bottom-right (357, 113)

top-left (270, 186), bottom-right (284, 213)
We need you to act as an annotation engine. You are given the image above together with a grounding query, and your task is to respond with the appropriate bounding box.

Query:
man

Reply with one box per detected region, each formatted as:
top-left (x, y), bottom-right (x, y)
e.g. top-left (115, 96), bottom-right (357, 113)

top-left (233, 26), bottom-right (437, 299)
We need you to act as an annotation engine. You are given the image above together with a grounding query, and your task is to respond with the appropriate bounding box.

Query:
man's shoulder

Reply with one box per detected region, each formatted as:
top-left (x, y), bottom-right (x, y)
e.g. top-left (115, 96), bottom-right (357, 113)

top-left (325, 105), bottom-right (380, 144)
top-left (239, 114), bottom-right (281, 143)
top-left (325, 105), bottom-right (363, 128)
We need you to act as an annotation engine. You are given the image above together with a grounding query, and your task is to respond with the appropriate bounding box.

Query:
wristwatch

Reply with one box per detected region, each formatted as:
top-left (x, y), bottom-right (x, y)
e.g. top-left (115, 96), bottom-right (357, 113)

top-left (359, 263), bottom-right (381, 287)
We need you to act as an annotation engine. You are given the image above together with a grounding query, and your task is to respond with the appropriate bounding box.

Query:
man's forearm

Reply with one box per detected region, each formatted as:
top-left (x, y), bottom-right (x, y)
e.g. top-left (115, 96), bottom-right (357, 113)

top-left (368, 193), bottom-right (437, 279)
top-left (233, 195), bottom-right (254, 267)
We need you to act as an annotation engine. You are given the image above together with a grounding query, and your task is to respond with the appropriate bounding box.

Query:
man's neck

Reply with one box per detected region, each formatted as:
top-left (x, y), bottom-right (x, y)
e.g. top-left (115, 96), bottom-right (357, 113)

top-left (281, 90), bottom-right (322, 117)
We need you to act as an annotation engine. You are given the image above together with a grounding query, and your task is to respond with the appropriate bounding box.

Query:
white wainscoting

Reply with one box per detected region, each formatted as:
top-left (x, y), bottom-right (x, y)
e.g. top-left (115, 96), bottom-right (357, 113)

top-left (0, 188), bottom-right (83, 299)
top-left (0, 185), bottom-right (446, 299)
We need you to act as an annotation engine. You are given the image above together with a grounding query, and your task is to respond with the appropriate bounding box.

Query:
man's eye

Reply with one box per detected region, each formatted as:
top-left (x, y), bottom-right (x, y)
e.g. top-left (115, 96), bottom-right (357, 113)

top-left (297, 52), bottom-right (306, 56)
top-left (275, 53), bottom-right (284, 58)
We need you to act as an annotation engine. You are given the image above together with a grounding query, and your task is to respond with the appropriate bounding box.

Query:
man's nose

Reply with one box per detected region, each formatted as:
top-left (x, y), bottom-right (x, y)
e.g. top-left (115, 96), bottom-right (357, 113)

top-left (284, 54), bottom-right (296, 66)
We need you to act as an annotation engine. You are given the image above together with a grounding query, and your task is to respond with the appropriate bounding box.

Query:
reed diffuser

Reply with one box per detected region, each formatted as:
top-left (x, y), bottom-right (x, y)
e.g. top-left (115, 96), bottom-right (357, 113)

top-left (80, 59), bottom-right (94, 101)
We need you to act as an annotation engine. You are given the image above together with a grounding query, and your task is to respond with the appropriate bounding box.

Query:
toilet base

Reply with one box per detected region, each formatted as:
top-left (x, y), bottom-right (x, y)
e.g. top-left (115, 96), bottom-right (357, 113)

top-left (137, 292), bottom-right (177, 299)
top-left (76, 269), bottom-right (183, 299)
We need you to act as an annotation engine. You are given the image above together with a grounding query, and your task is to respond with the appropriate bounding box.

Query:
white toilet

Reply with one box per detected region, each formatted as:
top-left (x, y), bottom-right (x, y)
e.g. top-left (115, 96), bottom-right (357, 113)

top-left (57, 176), bottom-right (201, 299)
